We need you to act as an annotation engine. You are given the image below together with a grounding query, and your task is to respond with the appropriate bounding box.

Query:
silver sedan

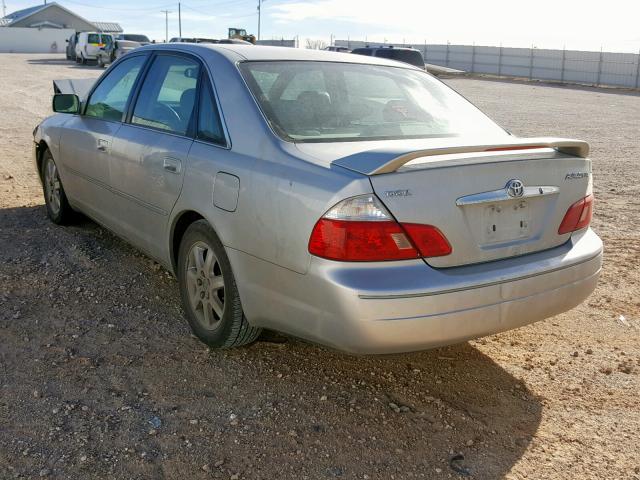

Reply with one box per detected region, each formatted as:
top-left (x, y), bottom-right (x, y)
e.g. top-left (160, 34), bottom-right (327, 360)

top-left (34, 44), bottom-right (602, 353)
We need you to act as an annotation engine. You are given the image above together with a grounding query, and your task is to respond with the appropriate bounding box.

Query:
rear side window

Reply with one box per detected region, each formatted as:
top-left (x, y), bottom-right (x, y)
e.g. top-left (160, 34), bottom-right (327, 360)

top-left (131, 55), bottom-right (200, 135)
top-left (197, 80), bottom-right (225, 146)
top-left (87, 34), bottom-right (100, 44)
top-left (85, 55), bottom-right (146, 121)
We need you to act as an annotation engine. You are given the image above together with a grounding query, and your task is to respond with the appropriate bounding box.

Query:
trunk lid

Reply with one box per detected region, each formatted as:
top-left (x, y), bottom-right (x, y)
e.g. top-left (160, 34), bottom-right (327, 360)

top-left (298, 137), bottom-right (592, 268)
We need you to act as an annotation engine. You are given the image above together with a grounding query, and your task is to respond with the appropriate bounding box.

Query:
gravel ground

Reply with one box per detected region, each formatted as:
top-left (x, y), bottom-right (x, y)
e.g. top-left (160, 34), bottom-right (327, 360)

top-left (0, 54), bottom-right (639, 480)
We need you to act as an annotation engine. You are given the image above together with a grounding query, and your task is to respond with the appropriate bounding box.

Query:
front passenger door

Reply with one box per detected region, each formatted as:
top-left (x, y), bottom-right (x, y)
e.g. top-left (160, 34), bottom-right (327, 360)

top-left (108, 53), bottom-right (200, 261)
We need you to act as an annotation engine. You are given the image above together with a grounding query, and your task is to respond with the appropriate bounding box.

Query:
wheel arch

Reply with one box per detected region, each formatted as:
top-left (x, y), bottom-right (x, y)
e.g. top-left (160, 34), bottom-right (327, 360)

top-left (35, 140), bottom-right (50, 182)
top-left (170, 210), bottom-right (207, 272)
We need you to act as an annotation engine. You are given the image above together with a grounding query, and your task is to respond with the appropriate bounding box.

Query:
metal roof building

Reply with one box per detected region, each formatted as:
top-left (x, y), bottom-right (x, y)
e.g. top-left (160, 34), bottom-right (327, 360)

top-left (1, 2), bottom-right (122, 32)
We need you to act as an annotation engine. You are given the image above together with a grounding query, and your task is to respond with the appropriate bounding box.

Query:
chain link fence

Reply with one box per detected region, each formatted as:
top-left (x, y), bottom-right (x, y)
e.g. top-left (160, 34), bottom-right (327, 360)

top-left (335, 40), bottom-right (640, 89)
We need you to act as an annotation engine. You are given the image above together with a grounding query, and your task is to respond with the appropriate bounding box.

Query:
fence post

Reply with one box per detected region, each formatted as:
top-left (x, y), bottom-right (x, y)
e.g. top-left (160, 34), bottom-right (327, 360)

top-left (498, 45), bottom-right (503, 76)
top-left (471, 43), bottom-right (476, 73)
top-left (635, 48), bottom-right (640, 89)
top-left (529, 46), bottom-right (534, 80)
top-left (560, 46), bottom-right (566, 83)
top-left (596, 48), bottom-right (603, 86)
top-left (445, 42), bottom-right (450, 66)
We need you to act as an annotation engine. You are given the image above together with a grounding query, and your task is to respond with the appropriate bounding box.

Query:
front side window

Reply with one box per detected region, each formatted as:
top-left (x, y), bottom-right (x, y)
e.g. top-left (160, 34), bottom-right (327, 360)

top-left (240, 61), bottom-right (507, 143)
top-left (131, 55), bottom-right (200, 135)
top-left (197, 80), bottom-right (225, 145)
top-left (87, 33), bottom-right (100, 44)
top-left (85, 55), bottom-right (146, 121)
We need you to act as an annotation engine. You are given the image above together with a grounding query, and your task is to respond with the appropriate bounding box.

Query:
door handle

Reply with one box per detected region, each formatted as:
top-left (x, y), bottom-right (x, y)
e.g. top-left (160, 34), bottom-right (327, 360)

top-left (97, 138), bottom-right (109, 152)
top-left (163, 157), bottom-right (182, 174)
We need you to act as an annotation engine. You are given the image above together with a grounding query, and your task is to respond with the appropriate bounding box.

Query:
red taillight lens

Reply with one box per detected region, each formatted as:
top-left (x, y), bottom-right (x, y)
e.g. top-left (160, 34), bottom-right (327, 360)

top-left (401, 223), bottom-right (452, 257)
top-left (308, 219), bottom-right (419, 261)
top-left (558, 194), bottom-right (594, 235)
top-left (309, 194), bottom-right (453, 262)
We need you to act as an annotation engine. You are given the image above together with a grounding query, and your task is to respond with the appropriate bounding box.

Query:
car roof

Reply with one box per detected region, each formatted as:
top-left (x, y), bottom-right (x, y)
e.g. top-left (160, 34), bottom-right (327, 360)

top-left (137, 43), bottom-right (423, 70)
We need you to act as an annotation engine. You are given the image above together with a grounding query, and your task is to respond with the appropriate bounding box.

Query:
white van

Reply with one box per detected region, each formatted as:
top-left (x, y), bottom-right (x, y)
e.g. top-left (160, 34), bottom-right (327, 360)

top-left (74, 32), bottom-right (114, 64)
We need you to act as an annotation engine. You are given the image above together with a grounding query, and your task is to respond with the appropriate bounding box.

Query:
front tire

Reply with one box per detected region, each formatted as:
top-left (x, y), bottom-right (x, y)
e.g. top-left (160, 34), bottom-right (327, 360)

top-left (177, 220), bottom-right (261, 349)
top-left (41, 150), bottom-right (73, 224)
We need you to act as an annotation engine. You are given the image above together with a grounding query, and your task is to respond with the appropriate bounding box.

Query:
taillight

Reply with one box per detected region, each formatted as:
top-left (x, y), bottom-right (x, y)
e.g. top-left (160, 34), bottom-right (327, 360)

top-left (308, 195), bottom-right (452, 262)
top-left (558, 194), bottom-right (594, 235)
top-left (401, 223), bottom-right (452, 257)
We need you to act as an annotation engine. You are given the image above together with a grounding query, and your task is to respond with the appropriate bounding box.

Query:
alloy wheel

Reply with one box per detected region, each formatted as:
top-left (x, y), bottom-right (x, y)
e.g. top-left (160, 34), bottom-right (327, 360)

top-left (44, 158), bottom-right (62, 216)
top-left (185, 241), bottom-right (225, 330)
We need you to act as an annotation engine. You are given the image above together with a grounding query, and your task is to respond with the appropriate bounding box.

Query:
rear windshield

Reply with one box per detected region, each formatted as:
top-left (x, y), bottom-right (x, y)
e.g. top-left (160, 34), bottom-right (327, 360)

top-left (375, 49), bottom-right (425, 68)
top-left (239, 61), bottom-right (505, 143)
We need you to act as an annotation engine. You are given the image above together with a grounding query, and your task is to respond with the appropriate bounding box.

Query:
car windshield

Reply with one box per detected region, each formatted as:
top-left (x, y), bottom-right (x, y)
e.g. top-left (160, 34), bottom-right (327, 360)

top-left (239, 61), bottom-right (506, 143)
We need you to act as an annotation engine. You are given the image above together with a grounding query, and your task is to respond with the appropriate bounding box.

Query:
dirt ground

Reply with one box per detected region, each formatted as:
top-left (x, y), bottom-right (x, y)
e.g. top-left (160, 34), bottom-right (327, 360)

top-left (0, 54), bottom-right (638, 480)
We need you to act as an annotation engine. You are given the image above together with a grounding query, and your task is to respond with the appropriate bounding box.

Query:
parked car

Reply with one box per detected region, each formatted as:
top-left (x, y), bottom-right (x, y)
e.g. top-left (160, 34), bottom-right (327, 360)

top-left (352, 45), bottom-right (425, 68)
top-left (65, 32), bottom-right (79, 61)
top-left (35, 45), bottom-right (602, 354)
top-left (74, 32), bottom-right (114, 64)
top-left (324, 45), bottom-right (351, 53)
top-left (111, 34), bottom-right (151, 61)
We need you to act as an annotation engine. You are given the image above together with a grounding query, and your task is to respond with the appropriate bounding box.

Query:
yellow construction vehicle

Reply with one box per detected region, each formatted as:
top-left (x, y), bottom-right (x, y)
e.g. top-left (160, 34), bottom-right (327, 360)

top-left (228, 27), bottom-right (256, 44)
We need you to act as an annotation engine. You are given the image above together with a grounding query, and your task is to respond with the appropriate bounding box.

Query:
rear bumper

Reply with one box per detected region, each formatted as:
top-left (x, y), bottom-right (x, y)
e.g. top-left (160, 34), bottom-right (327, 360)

top-left (232, 228), bottom-right (602, 354)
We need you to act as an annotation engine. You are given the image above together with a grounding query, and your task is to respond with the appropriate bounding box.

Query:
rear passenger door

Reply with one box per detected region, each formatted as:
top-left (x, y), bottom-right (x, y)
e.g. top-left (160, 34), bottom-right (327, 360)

top-left (108, 52), bottom-right (200, 260)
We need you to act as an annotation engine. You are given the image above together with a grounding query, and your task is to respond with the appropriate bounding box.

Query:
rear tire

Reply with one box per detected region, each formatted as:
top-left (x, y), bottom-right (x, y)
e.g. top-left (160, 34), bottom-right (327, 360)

top-left (177, 220), bottom-right (261, 349)
top-left (41, 149), bottom-right (73, 225)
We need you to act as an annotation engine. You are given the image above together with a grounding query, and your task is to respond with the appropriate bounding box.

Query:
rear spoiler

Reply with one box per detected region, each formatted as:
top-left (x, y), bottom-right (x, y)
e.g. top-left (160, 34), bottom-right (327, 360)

top-left (331, 137), bottom-right (589, 175)
top-left (53, 78), bottom-right (96, 99)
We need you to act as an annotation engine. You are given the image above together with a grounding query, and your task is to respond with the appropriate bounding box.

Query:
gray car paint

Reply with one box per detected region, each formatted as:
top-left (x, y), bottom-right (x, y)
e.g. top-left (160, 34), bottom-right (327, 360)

top-left (35, 44), bottom-right (602, 353)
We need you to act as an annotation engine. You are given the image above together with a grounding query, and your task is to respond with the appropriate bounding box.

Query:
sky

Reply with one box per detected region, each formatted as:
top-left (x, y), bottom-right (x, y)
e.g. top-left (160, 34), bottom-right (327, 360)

top-left (4, 0), bottom-right (640, 52)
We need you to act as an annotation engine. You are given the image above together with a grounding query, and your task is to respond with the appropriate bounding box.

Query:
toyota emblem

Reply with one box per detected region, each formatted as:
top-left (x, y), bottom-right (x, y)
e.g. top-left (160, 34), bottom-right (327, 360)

top-left (506, 179), bottom-right (525, 198)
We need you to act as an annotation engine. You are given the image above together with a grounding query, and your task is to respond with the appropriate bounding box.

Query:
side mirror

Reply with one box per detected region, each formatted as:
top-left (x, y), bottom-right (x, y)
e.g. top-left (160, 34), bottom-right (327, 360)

top-left (53, 94), bottom-right (80, 114)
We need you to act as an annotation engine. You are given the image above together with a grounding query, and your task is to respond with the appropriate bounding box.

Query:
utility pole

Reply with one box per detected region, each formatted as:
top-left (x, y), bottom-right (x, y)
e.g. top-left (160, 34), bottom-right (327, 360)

top-left (2, 0), bottom-right (6, 18)
top-left (178, 2), bottom-right (182, 40)
top-left (257, 0), bottom-right (267, 41)
top-left (161, 10), bottom-right (171, 43)
top-left (257, 0), bottom-right (261, 41)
